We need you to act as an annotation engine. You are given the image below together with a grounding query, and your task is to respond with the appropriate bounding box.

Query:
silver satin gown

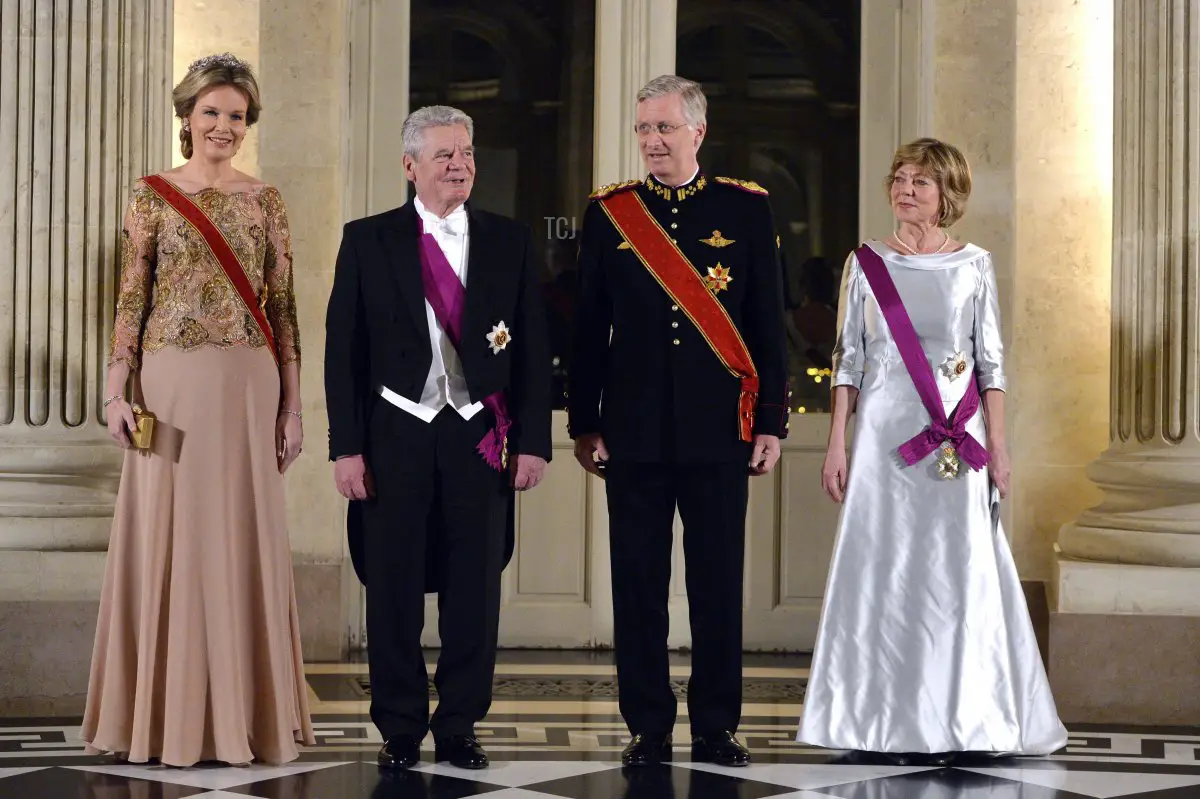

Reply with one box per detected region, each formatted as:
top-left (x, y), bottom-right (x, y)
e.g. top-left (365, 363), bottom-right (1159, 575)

top-left (796, 241), bottom-right (1068, 755)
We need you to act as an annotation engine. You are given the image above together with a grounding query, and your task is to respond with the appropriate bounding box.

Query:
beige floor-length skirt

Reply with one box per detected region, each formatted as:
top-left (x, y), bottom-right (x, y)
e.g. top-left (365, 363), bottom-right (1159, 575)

top-left (82, 346), bottom-right (315, 766)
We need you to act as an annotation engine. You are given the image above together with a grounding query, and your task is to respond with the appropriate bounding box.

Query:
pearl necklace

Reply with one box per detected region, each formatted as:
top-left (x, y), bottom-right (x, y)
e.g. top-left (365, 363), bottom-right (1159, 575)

top-left (892, 231), bottom-right (950, 255)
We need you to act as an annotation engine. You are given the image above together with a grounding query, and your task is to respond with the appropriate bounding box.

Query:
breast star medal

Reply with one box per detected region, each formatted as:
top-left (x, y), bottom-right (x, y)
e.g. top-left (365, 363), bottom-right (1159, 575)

top-left (939, 351), bottom-right (968, 381)
top-left (700, 230), bottom-right (735, 248)
top-left (705, 263), bottom-right (733, 293)
top-left (935, 444), bottom-right (961, 479)
top-left (487, 321), bottom-right (512, 354)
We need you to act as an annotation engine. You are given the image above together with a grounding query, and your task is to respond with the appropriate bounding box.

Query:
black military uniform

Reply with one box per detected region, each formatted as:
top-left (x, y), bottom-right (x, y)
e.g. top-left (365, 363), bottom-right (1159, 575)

top-left (568, 173), bottom-right (790, 742)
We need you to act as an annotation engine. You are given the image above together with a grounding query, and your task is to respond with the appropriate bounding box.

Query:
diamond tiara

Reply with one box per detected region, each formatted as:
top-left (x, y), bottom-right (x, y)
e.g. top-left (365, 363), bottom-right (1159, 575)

top-left (187, 52), bottom-right (251, 74)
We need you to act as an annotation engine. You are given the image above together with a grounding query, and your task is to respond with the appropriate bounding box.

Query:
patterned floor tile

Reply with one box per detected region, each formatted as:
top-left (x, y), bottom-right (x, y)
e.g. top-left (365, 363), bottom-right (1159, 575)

top-left (413, 760), bottom-right (624, 787)
top-left (960, 766), bottom-right (1200, 798)
top-left (67, 761), bottom-right (349, 790)
top-left (0, 766), bottom-right (209, 799)
top-left (677, 762), bottom-right (938, 791)
top-left (519, 763), bottom-right (796, 798)
top-left (465, 787), bottom-right (578, 791)
top-left (220, 760), bottom-right (505, 798)
top-left (811, 767), bottom-right (1099, 798)
top-left (765, 793), bottom-right (870, 799)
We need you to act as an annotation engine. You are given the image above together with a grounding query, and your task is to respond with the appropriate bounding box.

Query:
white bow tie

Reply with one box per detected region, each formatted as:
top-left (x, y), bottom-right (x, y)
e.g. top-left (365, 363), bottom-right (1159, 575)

top-left (434, 216), bottom-right (464, 237)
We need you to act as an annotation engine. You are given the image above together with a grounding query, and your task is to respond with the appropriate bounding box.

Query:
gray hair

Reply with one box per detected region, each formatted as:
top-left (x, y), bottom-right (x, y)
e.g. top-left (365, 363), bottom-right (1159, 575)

top-left (637, 75), bottom-right (707, 128)
top-left (402, 105), bottom-right (475, 160)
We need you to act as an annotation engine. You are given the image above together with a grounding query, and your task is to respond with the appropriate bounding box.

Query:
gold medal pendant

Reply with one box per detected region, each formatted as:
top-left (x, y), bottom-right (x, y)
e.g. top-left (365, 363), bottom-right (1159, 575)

top-left (935, 443), bottom-right (960, 479)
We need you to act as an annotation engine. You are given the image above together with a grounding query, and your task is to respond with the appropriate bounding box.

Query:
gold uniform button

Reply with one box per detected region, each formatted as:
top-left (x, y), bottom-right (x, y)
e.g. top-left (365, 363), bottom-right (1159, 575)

top-left (672, 338), bottom-right (681, 346)
top-left (671, 207), bottom-right (679, 214)
top-left (671, 238), bottom-right (678, 244)
top-left (671, 321), bottom-right (679, 328)
top-left (670, 222), bottom-right (678, 229)
top-left (671, 304), bottom-right (679, 311)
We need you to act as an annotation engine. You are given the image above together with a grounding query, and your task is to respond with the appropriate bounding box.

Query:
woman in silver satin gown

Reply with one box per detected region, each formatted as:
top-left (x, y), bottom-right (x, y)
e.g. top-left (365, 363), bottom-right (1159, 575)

top-left (797, 139), bottom-right (1068, 766)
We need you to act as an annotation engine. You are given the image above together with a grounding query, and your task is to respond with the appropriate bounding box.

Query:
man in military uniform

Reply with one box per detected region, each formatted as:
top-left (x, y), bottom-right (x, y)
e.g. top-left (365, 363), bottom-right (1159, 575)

top-left (568, 75), bottom-right (790, 767)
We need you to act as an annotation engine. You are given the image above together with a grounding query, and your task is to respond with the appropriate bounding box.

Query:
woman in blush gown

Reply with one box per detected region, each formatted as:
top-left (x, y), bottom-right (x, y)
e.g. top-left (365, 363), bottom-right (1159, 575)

top-left (82, 53), bottom-right (315, 767)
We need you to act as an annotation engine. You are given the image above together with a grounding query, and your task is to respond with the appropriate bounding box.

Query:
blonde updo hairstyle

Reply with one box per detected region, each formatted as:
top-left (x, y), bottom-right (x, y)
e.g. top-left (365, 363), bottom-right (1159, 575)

top-left (885, 138), bottom-right (972, 227)
top-left (172, 53), bottom-right (262, 160)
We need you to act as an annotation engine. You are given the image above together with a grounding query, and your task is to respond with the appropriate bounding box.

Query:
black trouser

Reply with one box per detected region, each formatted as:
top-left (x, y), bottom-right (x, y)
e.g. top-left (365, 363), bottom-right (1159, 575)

top-left (361, 404), bottom-right (508, 741)
top-left (604, 460), bottom-right (749, 737)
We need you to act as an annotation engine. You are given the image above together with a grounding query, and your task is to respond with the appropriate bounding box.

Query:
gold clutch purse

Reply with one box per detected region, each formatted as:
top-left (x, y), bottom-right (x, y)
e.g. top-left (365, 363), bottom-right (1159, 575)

top-left (129, 404), bottom-right (156, 450)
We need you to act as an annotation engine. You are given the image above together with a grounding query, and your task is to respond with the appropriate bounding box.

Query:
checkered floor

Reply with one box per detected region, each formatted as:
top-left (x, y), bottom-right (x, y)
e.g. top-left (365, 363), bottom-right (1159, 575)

top-left (7, 759), bottom-right (1200, 798)
top-left (4, 655), bottom-right (1199, 798)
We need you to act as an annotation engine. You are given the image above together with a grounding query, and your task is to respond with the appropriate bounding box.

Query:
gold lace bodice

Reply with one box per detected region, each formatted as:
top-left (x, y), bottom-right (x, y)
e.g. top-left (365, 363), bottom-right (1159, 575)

top-left (109, 179), bottom-right (301, 370)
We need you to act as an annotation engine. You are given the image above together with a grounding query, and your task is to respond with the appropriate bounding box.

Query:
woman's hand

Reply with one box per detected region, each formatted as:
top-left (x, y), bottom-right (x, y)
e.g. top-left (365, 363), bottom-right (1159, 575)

top-left (988, 440), bottom-right (1011, 499)
top-left (821, 444), bottom-right (849, 503)
top-left (276, 411), bottom-right (304, 473)
top-left (105, 398), bottom-right (137, 449)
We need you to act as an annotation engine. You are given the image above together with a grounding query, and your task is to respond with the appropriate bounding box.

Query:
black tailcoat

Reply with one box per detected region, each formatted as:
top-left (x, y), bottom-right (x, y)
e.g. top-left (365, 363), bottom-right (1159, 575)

top-left (324, 201), bottom-right (553, 590)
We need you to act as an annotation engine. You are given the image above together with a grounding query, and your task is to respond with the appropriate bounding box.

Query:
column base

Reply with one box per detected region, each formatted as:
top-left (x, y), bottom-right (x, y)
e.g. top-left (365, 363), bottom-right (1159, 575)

top-left (0, 440), bottom-right (121, 551)
top-left (1049, 553), bottom-right (1200, 724)
top-left (1057, 444), bottom-right (1200, 568)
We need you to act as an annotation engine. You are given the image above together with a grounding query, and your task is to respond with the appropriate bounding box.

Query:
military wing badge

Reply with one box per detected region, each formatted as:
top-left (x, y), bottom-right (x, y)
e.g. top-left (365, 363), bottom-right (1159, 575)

top-left (701, 230), bottom-right (735, 248)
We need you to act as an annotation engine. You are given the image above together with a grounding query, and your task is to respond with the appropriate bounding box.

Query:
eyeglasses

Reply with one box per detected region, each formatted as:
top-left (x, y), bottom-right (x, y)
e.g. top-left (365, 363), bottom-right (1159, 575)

top-left (634, 122), bottom-right (689, 137)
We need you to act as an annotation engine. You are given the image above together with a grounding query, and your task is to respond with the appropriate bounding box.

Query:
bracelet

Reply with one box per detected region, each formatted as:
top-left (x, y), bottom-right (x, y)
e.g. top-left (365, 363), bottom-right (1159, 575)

top-left (279, 409), bottom-right (302, 420)
top-left (102, 395), bottom-right (124, 408)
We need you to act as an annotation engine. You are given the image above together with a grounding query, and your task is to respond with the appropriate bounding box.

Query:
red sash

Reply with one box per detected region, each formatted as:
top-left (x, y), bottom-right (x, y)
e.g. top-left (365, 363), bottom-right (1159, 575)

top-left (141, 174), bottom-right (279, 363)
top-left (599, 189), bottom-right (759, 442)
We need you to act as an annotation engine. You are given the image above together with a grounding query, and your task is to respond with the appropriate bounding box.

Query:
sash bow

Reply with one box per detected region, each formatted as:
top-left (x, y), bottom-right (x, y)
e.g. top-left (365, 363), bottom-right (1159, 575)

top-left (895, 379), bottom-right (990, 470)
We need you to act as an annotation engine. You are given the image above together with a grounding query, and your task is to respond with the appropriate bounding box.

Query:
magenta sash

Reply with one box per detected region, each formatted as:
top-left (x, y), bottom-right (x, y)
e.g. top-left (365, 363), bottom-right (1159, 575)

top-left (418, 216), bottom-right (511, 471)
top-left (854, 244), bottom-right (989, 472)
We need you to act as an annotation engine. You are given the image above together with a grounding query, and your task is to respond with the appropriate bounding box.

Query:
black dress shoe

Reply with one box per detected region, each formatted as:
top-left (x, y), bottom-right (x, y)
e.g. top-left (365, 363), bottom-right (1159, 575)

top-left (691, 731), bottom-right (751, 766)
top-left (377, 735), bottom-right (420, 770)
top-left (621, 733), bottom-right (673, 766)
top-left (434, 735), bottom-right (489, 769)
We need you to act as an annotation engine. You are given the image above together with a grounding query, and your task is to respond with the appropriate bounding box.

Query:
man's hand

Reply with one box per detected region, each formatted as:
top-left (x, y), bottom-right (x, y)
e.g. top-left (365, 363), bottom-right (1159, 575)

top-left (334, 454), bottom-right (375, 500)
top-left (572, 433), bottom-right (609, 478)
top-left (510, 454), bottom-right (548, 491)
top-left (749, 434), bottom-right (781, 476)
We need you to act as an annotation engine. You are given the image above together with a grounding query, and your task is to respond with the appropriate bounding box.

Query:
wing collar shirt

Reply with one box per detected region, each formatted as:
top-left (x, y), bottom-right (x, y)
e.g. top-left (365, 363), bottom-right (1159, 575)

top-left (379, 196), bottom-right (483, 421)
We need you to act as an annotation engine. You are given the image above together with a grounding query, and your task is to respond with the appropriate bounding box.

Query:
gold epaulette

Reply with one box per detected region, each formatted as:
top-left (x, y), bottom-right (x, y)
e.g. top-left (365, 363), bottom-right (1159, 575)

top-left (714, 176), bottom-right (769, 196)
top-left (589, 179), bottom-right (641, 200)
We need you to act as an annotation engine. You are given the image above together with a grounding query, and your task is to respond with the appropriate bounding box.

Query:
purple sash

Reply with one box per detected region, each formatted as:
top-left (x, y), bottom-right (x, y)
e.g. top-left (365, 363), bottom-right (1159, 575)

top-left (418, 216), bottom-right (511, 471)
top-left (854, 245), bottom-right (989, 472)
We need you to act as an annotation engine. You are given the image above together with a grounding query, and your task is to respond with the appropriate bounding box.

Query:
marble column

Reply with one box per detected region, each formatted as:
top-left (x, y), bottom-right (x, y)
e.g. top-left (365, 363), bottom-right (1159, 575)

top-left (1057, 2), bottom-right (1200, 573)
top-left (592, 0), bottom-right (676, 184)
top-left (1051, 0), bottom-right (1200, 725)
top-left (0, 0), bottom-right (173, 553)
top-left (0, 0), bottom-right (173, 712)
